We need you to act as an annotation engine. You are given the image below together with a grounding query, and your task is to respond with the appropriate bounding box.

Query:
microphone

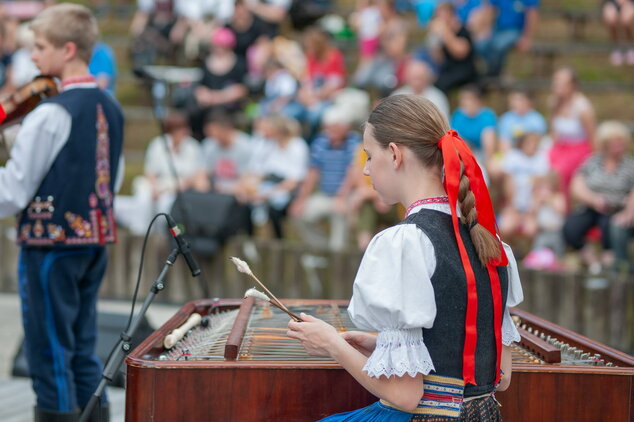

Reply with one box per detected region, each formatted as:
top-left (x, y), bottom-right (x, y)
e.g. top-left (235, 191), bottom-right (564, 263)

top-left (165, 214), bottom-right (201, 277)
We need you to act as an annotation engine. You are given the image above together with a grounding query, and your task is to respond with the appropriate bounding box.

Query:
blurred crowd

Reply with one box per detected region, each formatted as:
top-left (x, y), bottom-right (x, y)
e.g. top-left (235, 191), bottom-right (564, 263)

top-left (0, 0), bottom-right (631, 275)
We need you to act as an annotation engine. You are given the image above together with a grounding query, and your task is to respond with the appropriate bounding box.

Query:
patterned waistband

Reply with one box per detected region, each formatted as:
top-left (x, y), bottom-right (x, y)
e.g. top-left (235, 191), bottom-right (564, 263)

top-left (380, 374), bottom-right (465, 418)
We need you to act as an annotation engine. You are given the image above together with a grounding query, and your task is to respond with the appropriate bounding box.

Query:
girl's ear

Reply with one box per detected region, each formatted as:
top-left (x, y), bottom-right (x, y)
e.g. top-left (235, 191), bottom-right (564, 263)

top-left (388, 142), bottom-right (403, 170)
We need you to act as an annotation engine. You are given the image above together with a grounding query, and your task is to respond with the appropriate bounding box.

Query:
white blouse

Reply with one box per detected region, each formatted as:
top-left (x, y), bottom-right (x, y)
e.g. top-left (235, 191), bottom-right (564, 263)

top-left (348, 202), bottom-right (523, 378)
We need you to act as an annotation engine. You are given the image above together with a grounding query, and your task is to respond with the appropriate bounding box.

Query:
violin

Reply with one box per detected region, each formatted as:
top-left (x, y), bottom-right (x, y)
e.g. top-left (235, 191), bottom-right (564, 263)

top-left (0, 75), bottom-right (59, 128)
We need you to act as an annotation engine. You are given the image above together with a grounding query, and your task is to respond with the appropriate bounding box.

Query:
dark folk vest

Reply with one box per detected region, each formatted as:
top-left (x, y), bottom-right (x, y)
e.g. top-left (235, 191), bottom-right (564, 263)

top-left (400, 209), bottom-right (509, 397)
top-left (17, 88), bottom-right (124, 247)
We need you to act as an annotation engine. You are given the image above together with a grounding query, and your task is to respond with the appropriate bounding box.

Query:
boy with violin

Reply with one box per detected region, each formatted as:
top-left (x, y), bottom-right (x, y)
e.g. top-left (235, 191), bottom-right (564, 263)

top-left (0, 4), bottom-right (123, 421)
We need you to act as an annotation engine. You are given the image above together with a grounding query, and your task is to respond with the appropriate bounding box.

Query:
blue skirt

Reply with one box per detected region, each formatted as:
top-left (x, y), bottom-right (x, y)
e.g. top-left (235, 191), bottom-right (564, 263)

top-left (317, 401), bottom-right (413, 422)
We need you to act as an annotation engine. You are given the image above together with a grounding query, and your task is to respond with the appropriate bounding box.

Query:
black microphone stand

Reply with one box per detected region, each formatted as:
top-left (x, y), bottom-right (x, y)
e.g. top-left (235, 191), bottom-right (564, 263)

top-left (79, 247), bottom-right (180, 422)
top-left (137, 66), bottom-right (210, 297)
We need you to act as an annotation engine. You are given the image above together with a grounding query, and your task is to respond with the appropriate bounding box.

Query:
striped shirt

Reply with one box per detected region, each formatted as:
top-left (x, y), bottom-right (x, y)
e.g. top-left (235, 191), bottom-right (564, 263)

top-left (309, 131), bottom-right (360, 196)
top-left (580, 154), bottom-right (634, 209)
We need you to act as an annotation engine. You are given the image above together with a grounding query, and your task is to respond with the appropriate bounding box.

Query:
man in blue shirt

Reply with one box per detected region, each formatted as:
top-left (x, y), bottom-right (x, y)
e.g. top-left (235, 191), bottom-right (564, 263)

top-left (476, 0), bottom-right (540, 77)
top-left (89, 41), bottom-right (117, 97)
top-left (289, 107), bottom-right (360, 251)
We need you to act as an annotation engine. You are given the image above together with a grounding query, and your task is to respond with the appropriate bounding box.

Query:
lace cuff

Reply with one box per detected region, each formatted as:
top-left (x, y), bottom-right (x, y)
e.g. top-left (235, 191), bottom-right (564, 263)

top-left (363, 328), bottom-right (435, 378)
top-left (502, 308), bottom-right (520, 346)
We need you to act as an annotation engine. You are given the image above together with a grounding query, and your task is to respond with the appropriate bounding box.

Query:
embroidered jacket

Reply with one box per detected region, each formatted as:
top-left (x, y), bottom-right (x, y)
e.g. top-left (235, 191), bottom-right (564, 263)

top-left (17, 88), bottom-right (124, 246)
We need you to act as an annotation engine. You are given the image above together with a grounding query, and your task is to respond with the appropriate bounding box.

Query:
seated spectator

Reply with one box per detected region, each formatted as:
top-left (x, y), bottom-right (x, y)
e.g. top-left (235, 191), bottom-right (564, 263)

top-left (289, 26), bottom-right (346, 141)
top-left (190, 27), bottom-right (248, 139)
top-left (563, 121), bottom-right (634, 274)
top-left (235, 115), bottom-right (309, 238)
top-left (337, 143), bottom-right (400, 250)
top-left (475, 0), bottom-right (539, 77)
top-left (258, 58), bottom-right (298, 117)
top-left (450, 85), bottom-right (496, 165)
top-left (427, 2), bottom-right (479, 93)
top-left (603, 0), bottom-right (634, 66)
top-left (529, 172), bottom-right (566, 258)
top-left (89, 41), bottom-right (117, 97)
top-left (193, 109), bottom-right (253, 195)
top-left (114, 112), bottom-right (204, 235)
top-left (171, 0), bottom-right (235, 61)
top-left (450, 0), bottom-right (492, 42)
top-left (391, 58), bottom-right (450, 118)
top-left (244, 0), bottom-right (292, 36)
top-left (227, 0), bottom-right (270, 65)
top-left (498, 132), bottom-right (549, 243)
top-left (289, 107), bottom-right (361, 251)
top-left (413, 0), bottom-right (490, 38)
top-left (353, 0), bottom-right (409, 97)
top-left (497, 88), bottom-right (547, 151)
top-left (349, 0), bottom-right (382, 70)
top-left (548, 67), bottom-right (596, 200)
top-left (129, 0), bottom-right (180, 69)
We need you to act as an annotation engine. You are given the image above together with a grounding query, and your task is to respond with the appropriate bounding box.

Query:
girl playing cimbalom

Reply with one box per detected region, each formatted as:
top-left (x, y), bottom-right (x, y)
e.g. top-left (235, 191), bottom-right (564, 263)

top-left (287, 95), bottom-right (523, 421)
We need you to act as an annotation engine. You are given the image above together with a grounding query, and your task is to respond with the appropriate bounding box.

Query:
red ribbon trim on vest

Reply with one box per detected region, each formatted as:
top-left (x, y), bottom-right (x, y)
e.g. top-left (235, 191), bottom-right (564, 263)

top-left (437, 129), bottom-right (507, 385)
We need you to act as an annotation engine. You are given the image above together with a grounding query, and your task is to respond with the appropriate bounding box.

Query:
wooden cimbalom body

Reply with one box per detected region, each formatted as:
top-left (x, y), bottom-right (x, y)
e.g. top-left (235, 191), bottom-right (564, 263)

top-left (125, 299), bottom-right (634, 422)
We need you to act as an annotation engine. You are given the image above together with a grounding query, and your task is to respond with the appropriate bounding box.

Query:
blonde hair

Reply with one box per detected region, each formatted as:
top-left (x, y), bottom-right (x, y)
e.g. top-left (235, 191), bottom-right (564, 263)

top-left (596, 120), bottom-right (632, 152)
top-left (30, 4), bottom-right (98, 64)
top-left (266, 114), bottom-right (300, 139)
top-left (367, 95), bottom-right (501, 266)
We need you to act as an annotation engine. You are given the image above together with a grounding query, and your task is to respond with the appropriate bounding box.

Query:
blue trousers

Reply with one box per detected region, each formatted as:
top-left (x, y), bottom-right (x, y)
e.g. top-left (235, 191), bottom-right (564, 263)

top-left (475, 28), bottom-right (522, 77)
top-left (18, 246), bottom-right (108, 412)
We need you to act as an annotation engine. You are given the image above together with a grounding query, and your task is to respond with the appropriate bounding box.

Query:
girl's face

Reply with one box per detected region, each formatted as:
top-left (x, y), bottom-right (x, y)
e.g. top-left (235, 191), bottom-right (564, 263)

top-left (552, 69), bottom-right (574, 98)
top-left (509, 92), bottom-right (531, 114)
top-left (362, 126), bottom-right (398, 205)
top-left (520, 134), bottom-right (540, 156)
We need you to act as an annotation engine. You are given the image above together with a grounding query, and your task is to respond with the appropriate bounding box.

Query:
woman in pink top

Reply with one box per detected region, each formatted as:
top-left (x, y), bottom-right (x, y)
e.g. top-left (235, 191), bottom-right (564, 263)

top-left (294, 26), bottom-right (346, 140)
top-left (548, 67), bottom-right (596, 202)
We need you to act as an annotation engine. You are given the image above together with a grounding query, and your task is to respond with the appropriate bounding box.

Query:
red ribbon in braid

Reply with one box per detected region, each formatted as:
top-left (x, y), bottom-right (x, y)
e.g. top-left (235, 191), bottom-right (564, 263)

top-left (437, 129), bottom-right (508, 385)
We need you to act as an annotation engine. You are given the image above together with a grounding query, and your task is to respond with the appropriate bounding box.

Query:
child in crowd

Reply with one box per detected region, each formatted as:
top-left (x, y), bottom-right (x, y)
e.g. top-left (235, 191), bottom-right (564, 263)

top-left (497, 88), bottom-right (547, 151)
top-left (288, 95), bottom-right (522, 420)
top-left (498, 132), bottom-right (549, 242)
top-left (236, 114), bottom-right (309, 238)
top-left (450, 85), bottom-right (497, 169)
top-left (522, 172), bottom-right (566, 271)
top-left (258, 58), bottom-right (298, 117)
top-left (349, 0), bottom-right (382, 67)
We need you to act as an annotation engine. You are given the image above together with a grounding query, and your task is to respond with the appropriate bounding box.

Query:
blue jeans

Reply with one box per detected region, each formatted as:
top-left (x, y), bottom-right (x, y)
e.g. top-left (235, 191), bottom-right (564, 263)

top-left (18, 246), bottom-right (108, 412)
top-left (475, 28), bottom-right (522, 77)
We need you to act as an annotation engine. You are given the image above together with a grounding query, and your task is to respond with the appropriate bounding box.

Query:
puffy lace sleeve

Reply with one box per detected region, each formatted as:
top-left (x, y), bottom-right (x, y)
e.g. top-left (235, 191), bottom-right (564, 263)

top-left (348, 224), bottom-right (437, 378)
top-left (502, 242), bottom-right (523, 345)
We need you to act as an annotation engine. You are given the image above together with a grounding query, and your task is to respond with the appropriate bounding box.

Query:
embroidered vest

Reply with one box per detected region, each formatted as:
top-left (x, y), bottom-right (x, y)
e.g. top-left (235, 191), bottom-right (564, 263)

top-left (401, 209), bottom-right (509, 397)
top-left (17, 88), bottom-right (124, 247)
